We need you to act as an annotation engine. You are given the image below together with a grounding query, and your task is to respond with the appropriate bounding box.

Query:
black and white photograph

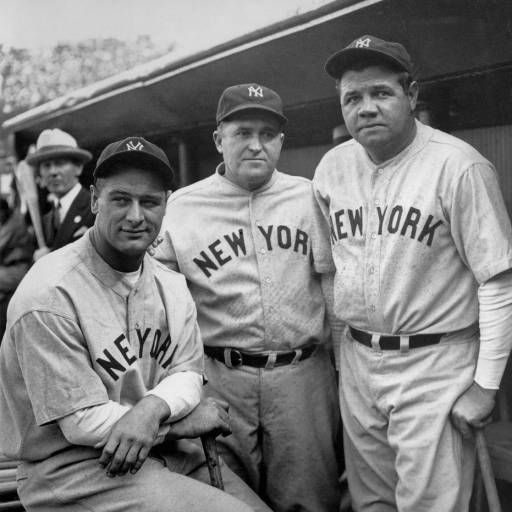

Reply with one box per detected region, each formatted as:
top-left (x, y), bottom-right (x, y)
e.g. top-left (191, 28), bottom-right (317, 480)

top-left (0, 1), bottom-right (511, 510)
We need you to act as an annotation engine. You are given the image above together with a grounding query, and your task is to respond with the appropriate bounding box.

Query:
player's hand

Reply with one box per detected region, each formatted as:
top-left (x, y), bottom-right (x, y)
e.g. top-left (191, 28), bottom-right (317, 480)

top-left (147, 235), bottom-right (163, 256)
top-left (33, 246), bottom-right (51, 261)
top-left (99, 395), bottom-right (170, 477)
top-left (167, 397), bottom-right (231, 440)
top-left (450, 381), bottom-right (496, 439)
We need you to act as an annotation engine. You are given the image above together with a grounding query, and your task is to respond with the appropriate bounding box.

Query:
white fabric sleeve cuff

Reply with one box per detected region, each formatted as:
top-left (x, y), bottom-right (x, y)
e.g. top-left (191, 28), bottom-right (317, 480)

top-left (146, 371), bottom-right (203, 422)
top-left (58, 400), bottom-right (130, 448)
top-left (475, 270), bottom-right (512, 389)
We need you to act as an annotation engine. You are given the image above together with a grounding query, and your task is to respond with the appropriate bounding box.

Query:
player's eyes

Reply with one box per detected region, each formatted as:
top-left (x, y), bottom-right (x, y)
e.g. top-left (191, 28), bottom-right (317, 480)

top-left (112, 197), bottom-right (129, 205)
top-left (344, 96), bottom-right (359, 105)
top-left (141, 200), bottom-right (160, 207)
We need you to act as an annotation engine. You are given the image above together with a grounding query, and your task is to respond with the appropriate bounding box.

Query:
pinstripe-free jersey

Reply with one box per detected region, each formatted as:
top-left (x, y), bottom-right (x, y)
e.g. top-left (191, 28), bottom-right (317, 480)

top-left (0, 231), bottom-right (203, 462)
top-left (155, 165), bottom-right (332, 352)
top-left (313, 120), bottom-right (512, 335)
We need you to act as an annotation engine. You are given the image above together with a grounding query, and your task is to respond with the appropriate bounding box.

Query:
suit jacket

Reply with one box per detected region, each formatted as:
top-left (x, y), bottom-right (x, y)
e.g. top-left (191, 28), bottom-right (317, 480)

top-left (43, 187), bottom-right (95, 251)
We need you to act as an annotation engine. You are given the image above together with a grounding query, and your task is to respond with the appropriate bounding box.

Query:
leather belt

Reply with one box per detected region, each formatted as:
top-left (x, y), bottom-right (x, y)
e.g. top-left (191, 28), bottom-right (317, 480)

top-left (204, 345), bottom-right (317, 368)
top-left (349, 327), bottom-right (443, 350)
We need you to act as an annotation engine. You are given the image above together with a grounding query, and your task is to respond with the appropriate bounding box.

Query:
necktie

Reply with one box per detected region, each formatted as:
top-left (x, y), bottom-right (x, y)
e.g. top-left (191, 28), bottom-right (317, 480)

top-left (52, 200), bottom-right (61, 234)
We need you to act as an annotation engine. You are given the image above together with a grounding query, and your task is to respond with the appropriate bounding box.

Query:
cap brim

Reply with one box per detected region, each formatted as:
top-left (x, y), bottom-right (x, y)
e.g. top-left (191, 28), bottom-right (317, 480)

top-left (325, 47), bottom-right (409, 79)
top-left (26, 147), bottom-right (92, 166)
top-left (94, 151), bottom-right (174, 189)
top-left (217, 104), bottom-right (287, 125)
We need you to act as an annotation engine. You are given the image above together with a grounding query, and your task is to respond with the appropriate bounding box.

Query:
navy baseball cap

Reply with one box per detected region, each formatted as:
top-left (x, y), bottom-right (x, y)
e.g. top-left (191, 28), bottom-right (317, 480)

top-left (94, 136), bottom-right (174, 188)
top-left (216, 83), bottom-right (287, 126)
top-left (325, 35), bottom-right (413, 79)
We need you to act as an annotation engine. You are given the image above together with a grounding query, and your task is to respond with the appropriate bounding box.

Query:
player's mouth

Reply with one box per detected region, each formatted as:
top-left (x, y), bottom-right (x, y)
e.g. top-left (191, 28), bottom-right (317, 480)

top-left (359, 123), bottom-right (386, 131)
top-left (121, 228), bottom-right (148, 236)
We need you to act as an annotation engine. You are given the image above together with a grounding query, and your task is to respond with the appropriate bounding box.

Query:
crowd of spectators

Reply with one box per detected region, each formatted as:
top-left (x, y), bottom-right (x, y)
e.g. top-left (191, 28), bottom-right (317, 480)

top-left (0, 35), bottom-right (173, 115)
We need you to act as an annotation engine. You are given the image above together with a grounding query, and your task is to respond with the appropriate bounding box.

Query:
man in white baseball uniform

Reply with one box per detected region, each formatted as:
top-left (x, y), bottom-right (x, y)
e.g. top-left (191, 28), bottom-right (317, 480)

top-left (314, 35), bottom-right (512, 511)
top-left (155, 84), bottom-right (341, 512)
top-left (0, 136), bottom-right (270, 512)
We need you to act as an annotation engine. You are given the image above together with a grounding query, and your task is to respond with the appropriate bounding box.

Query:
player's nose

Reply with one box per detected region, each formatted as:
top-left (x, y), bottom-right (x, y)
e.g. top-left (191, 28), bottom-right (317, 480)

top-left (358, 95), bottom-right (378, 116)
top-left (247, 134), bottom-right (263, 152)
top-left (126, 201), bottom-right (144, 223)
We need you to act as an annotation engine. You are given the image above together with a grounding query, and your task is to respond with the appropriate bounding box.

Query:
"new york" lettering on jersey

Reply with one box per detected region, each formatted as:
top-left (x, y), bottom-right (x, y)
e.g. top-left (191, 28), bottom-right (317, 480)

top-left (329, 204), bottom-right (443, 247)
top-left (193, 225), bottom-right (310, 278)
top-left (96, 327), bottom-right (175, 381)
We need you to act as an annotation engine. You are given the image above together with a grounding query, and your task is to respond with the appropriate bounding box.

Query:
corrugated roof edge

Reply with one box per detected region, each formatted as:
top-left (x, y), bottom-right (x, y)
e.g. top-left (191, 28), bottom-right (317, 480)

top-left (2, 0), bottom-right (380, 132)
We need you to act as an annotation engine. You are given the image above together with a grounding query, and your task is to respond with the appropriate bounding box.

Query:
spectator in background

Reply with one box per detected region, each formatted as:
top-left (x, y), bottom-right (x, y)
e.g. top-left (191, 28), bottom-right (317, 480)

top-left (26, 129), bottom-right (95, 260)
top-left (0, 197), bottom-right (34, 337)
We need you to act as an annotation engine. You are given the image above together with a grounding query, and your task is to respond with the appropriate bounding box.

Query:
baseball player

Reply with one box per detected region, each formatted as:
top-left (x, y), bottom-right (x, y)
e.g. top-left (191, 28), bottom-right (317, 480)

top-left (0, 136), bottom-right (271, 512)
top-left (26, 128), bottom-right (95, 261)
top-left (313, 35), bottom-right (512, 511)
top-left (155, 83), bottom-right (341, 512)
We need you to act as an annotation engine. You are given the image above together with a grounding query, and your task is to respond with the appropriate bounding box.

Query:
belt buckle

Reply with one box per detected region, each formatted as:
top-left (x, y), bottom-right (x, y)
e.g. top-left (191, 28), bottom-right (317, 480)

top-left (224, 348), bottom-right (243, 368)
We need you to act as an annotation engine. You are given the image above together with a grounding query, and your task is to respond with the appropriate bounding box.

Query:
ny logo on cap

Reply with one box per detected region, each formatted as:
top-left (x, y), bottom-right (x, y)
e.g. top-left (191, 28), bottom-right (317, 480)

top-left (355, 37), bottom-right (371, 48)
top-left (248, 85), bottom-right (263, 98)
top-left (126, 140), bottom-right (144, 151)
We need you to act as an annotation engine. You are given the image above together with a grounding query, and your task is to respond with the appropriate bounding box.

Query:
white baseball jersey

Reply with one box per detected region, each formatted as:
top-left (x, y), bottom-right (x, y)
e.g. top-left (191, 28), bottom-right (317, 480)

top-left (0, 231), bottom-right (203, 462)
top-left (155, 166), bottom-right (332, 352)
top-left (313, 120), bottom-right (512, 335)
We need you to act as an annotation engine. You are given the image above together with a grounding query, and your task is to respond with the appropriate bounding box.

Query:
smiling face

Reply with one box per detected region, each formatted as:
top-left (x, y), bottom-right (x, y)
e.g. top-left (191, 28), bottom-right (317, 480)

top-left (90, 166), bottom-right (167, 271)
top-left (213, 112), bottom-right (284, 191)
top-left (339, 65), bottom-right (418, 163)
top-left (39, 157), bottom-right (83, 197)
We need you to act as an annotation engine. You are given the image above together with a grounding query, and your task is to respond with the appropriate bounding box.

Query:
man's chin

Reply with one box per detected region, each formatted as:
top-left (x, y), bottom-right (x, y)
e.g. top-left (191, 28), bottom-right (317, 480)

top-left (117, 241), bottom-right (150, 258)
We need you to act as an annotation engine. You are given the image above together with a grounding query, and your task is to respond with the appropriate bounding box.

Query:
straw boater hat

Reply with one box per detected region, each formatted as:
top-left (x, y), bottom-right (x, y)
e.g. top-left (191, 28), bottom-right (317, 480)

top-left (26, 129), bottom-right (92, 167)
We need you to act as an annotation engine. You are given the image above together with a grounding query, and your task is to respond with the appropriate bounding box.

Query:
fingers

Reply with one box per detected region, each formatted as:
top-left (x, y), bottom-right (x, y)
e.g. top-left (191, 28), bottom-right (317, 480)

top-left (451, 410), bottom-right (492, 439)
top-left (130, 445), bottom-right (151, 474)
top-left (451, 411), bottom-right (473, 439)
top-left (99, 436), bottom-right (119, 468)
top-left (115, 444), bottom-right (141, 476)
top-left (105, 440), bottom-right (130, 477)
top-left (469, 414), bottom-right (493, 430)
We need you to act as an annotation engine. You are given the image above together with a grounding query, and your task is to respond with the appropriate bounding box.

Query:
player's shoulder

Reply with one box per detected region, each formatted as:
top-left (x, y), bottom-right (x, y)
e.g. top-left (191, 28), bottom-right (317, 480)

top-left (148, 256), bottom-right (188, 287)
top-left (275, 170), bottom-right (313, 190)
top-left (313, 138), bottom-right (359, 184)
top-left (426, 125), bottom-right (490, 167)
top-left (167, 175), bottom-right (217, 207)
top-left (10, 239), bottom-right (85, 318)
top-left (316, 139), bottom-right (358, 168)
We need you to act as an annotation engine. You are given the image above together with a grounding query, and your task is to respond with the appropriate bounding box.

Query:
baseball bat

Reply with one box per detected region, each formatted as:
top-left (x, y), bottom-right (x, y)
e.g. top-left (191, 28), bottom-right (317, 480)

top-left (14, 161), bottom-right (47, 249)
top-left (201, 434), bottom-right (224, 490)
top-left (475, 428), bottom-right (502, 512)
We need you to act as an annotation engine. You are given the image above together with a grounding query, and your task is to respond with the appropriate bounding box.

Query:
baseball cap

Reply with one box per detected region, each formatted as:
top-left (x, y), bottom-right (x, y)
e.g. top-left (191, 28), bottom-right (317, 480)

top-left (216, 83), bottom-right (287, 125)
top-left (94, 136), bottom-right (174, 189)
top-left (325, 35), bottom-right (413, 79)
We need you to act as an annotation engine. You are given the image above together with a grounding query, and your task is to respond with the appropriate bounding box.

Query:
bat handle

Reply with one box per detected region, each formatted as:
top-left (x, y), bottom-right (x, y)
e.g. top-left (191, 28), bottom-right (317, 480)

top-left (201, 433), bottom-right (224, 490)
top-left (475, 428), bottom-right (502, 512)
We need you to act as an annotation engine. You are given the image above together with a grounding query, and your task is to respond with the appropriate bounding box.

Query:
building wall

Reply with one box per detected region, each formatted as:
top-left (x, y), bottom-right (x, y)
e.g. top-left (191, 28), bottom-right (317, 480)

top-left (278, 143), bottom-right (332, 179)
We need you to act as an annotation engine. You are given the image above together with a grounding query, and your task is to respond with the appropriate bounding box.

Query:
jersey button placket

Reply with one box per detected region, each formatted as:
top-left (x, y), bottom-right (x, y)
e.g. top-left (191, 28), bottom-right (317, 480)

top-left (251, 195), bottom-right (274, 347)
top-left (365, 170), bottom-right (383, 327)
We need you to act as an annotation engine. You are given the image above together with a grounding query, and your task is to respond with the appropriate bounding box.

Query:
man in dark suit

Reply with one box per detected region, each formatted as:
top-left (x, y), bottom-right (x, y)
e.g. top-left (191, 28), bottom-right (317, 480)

top-left (26, 129), bottom-right (95, 260)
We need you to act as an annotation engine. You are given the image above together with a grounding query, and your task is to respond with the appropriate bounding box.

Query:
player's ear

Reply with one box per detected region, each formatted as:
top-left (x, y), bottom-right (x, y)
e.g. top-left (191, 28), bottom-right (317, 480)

top-left (408, 81), bottom-right (419, 111)
top-left (213, 128), bottom-right (223, 154)
top-left (90, 184), bottom-right (99, 214)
